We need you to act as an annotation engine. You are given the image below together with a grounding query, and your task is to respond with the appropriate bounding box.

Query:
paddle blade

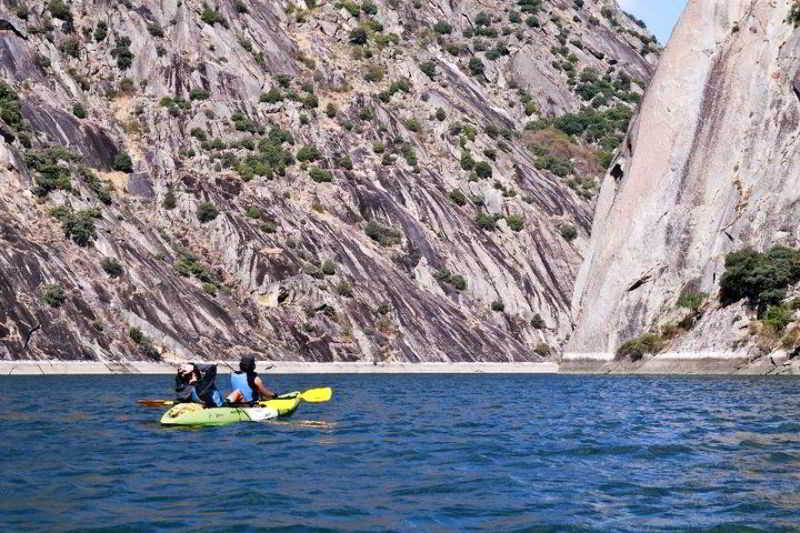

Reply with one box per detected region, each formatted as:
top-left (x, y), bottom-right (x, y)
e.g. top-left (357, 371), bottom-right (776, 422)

top-left (137, 400), bottom-right (175, 407)
top-left (299, 387), bottom-right (332, 403)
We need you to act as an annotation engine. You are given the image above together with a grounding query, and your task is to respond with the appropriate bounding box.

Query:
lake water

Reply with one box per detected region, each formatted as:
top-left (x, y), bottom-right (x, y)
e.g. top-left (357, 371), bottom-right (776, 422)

top-left (1, 374), bottom-right (799, 532)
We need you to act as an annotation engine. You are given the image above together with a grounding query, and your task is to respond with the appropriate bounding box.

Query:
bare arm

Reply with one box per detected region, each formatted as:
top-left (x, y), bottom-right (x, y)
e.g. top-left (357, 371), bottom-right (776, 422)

top-left (254, 376), bottom-right (277, 399)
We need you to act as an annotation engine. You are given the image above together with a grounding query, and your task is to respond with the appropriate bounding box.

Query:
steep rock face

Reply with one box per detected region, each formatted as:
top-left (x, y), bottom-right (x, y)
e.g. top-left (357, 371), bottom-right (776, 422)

top-left (568, 0), bottom-right (800, 360)
top-left (0, 0), bottom-right (654, 362)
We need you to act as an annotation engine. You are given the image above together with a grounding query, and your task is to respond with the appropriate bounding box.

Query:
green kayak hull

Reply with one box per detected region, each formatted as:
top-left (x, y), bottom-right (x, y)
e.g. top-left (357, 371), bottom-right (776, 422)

top-left (160, 396), bottom-right (301, 427)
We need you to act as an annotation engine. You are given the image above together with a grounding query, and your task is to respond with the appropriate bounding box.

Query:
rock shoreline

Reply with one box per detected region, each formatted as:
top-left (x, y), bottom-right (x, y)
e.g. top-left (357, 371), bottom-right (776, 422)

top-left (2, 358), bottom-right (799, 375)
top-left (0, 361), bottom-right (559, 375)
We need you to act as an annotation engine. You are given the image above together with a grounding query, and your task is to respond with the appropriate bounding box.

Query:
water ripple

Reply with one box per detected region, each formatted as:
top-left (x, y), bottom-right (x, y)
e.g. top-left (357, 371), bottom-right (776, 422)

top-left (2, 374), bottom-right (800, 531)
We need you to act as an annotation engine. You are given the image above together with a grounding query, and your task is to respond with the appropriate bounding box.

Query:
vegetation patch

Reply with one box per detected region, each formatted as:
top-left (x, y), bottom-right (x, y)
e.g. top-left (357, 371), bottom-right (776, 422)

top-left (617, 332), bottom-right (664, 361)
top-left (365, 220), bottom-right (402, 247)
top-left (720, 246), bottom-right (800, 314)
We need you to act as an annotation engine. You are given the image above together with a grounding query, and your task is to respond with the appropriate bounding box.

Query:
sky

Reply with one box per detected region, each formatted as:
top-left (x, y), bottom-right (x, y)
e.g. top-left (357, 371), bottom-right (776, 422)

top-left (619, 0), bottom-right (689, 44)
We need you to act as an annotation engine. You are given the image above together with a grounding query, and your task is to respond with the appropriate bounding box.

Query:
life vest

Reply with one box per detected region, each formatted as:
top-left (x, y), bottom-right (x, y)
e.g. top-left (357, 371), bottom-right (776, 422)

top-left (230, 371), bottom-right (260, 402)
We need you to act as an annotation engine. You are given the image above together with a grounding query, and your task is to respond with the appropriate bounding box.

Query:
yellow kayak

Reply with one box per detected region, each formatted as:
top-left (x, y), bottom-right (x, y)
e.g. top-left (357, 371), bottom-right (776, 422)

top-left (160, 395), bottom-right (301, 427)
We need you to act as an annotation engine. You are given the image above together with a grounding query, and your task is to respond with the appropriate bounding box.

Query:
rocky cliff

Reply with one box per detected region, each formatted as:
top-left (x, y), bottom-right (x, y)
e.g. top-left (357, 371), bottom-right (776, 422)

top-left (0, 0), bottom-right (654, 363)
top-left (567, 0), bottom-right (800, 372)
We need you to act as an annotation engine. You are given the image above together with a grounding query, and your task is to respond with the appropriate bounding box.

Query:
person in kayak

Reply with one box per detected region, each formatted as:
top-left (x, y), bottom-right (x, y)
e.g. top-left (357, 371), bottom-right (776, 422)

top-left (226, 355), bottom-right (278, 404)
top-left (175, 362), bottom-right (225, 407)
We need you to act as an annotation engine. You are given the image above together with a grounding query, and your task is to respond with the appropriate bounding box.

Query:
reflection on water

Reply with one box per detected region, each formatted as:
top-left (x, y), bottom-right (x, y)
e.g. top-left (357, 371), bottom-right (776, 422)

top-left (1, 374), bottom-right (800, 532)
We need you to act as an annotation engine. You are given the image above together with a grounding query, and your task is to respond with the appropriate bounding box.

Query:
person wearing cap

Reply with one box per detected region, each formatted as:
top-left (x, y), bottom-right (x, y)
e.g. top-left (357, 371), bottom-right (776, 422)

top-left (174, 362), bottom-right (226, 407)
top-left (226, 355), bottom-right (278, 404)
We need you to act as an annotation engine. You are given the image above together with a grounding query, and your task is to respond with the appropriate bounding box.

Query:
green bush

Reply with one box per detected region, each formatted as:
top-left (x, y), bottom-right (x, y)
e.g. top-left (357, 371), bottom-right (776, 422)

top-left (321, 260), bottom-right (336, 276)
top-left (48, 0), bottom-right (72, 20)
top-left (617, 333), bottom-right (663, 361)
top-left (309, 167), bottom-right (333, 182)
top-left (531, 313), bottom-right (545, 329)
top-left (246, 207), bottom-right (263, 219)
top-left (72, 103), bottom-right (87, 119)
top-left (27, 148), bottom-right (79, 196)
top-left (404, 118), bottom-right (420, 132)
top-left (460, 151), bottom-right (475, 170)
top-left (506, 214), bottom-right (525, 232)
top-left (296, 144), bottom-right (321, 162)
top-left (190, 88), bottom-right (210, 101)
top-left (719, 246), bottom-right (800, 313)
top-left (475, 213), bottom-right (497, 231)
top-left (365, 220), bottom-right (402, 246)
top-left (111, 37), bottom-right (134, 70)
top-left (474, 161), bottom-right (492, 179)
top-left (491, 300), bottom-right (505, 312)
top-left (450, 275), bottom-right (467, 291)
top-left (129, 326), bottom-right (144, 344)
top-left (350, 27), bottom-right (368, 44)
top-left (361, 0), bottom-right (378, 15)
top-left (765, 305), bottom-right (793, 332)
top-left (468, 57), bottom-right (485, 76)
top-left (325, 103), bottom-right (338, 118)
top-left (337, 155), bottom-right (353, 170)
top-left (435, 108), bottom-right (447, 121)
top-left (101, 257), bottom-right (124, 278)
top-left (419, 61), bottom-right (437, 79)
top-left (335, 280), bottom-right (353, 297)
top-left (196, 201), bottom-right (219, 223)
top-left (112, 151), bottom-right (133, 172)
top-left (677, 291), bottom-right (707, 312)
top-left (534, 343), bottom-right (551, 357)
top-left (42, 284), bottom-right (66, 308)
top-left (434, 21), bottom-right (452, 34)
top-left (790, 1), bottom-right (800, 26)
top-left (175, 250), bottom-right (218, 284)
top-left (559, 224), bottom-right (577, 242)
top-left (94, 22), bottom-right (108, 42)
top-left (201, 6), bottom-right (227, 26)
top-left (449, 189), bottom-right (467, 206)
top-left (62, 208), bottom-right (101, 247)
top-left (260, 87), bottom-right (283, 103)
top-left (163, 188), bottom-right (177, 210)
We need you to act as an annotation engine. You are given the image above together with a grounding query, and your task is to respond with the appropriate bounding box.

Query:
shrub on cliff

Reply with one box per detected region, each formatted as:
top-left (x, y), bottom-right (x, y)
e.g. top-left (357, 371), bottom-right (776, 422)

top-left (62, 208), bottom-right (101, 247)
top-left (72, 103), bottom-right (87, 119)
top-left (94, 22), bottom-right (108, 42)
top-left (468, 57), bottom-right (485, 76)
top-left (719, 246), bottom-right (800, 313)
top-left (559, 224), bottom-right (577, 242)
top-left (101, 257), bottom-right (124, 278)
top-left (112, 151), bottom-right (133, 172)
top-left (196, 201), bottom-right (219, 223)
top-left (309, 167), bottom-right (333, 182)
top-left (48, 0), bottom-right (72, 21)
top-left (677, 290), bottom-right (707, 312)
top-left (365, 220), bottom-right (402, 247)
top-left (789, 1), bottom-right (800, 26)
top-left (617, 332), bottom-right (663, 361)
top-left (201, 6), bottom-right (228, 27)
top-left (42, 284), bottom-right (66, 308)
top-left (111, 37), bottom-right (134, 70)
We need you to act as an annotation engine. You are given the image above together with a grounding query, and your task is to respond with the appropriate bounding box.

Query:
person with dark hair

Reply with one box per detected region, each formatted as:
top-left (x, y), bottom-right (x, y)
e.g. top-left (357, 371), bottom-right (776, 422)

top-left (175, 362), bottom-right (225, 407)
top-left (226, 355), bottom-right (278, 404)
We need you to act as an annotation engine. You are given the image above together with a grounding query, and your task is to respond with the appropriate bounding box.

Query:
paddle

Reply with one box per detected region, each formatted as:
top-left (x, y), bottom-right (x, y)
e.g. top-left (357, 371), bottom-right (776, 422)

top-left (137, 387), bottom-right (333, 408)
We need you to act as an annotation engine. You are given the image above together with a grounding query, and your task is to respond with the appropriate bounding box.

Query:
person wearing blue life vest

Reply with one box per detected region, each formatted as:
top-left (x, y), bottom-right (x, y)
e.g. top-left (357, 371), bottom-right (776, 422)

top-left (226, 355), bottom-right (277, 404)
top-left (175, 362), bottom-right (225, 407)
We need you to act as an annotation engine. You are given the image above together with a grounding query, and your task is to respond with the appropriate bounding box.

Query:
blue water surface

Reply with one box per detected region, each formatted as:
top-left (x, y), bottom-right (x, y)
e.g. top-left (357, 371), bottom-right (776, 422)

top-left (1, 374), bottom-right (799, 532)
